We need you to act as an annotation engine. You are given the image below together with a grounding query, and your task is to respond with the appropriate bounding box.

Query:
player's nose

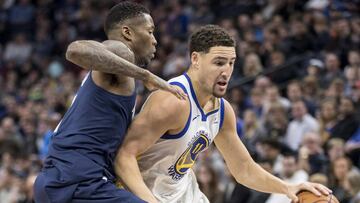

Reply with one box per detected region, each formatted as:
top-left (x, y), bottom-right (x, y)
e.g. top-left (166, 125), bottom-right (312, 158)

top-left (152, 36), bottom-right (157, 46)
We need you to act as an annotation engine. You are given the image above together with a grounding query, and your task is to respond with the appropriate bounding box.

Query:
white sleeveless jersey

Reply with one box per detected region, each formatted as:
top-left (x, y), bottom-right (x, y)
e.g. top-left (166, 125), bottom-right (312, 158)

top-left (138, 73), bottom-right (225, 203)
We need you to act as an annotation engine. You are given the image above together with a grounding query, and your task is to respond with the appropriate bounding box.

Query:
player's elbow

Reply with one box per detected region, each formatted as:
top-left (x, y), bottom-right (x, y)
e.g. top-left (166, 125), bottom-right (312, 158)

top-left (65, 41), bottom-right (90, 69)
top-left (66, 41), bottom-right (79, 60)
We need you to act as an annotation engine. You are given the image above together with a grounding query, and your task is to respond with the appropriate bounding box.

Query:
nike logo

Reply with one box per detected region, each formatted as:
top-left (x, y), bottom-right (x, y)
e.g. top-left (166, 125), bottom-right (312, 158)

top-left (192, 115), bottom-right (200, 121)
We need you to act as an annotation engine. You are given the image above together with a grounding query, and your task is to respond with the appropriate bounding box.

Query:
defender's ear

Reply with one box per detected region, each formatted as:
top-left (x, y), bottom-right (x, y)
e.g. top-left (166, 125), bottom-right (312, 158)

top-left (121, 25), bottom-right (132, 41)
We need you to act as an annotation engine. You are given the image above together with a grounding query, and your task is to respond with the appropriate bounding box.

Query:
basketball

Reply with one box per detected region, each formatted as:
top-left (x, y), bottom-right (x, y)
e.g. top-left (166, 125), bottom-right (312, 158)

top-left (296, 191), bottom-right (339, 203)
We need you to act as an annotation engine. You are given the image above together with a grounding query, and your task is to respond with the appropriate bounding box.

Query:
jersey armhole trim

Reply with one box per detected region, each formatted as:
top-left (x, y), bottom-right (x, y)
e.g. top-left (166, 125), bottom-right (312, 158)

top-left (219, 98), bottom-right (225, 130)
top-left (161, 82), bottom-right (191, 139)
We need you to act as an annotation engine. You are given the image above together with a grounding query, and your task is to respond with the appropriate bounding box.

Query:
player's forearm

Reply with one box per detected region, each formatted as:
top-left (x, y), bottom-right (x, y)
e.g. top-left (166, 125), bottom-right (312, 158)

top-left (234, 160), bottom-right (289, 195)
top-left (115, 152), bottom-right (158, 203)
top-left (66, 40), bottom-right (150, 81)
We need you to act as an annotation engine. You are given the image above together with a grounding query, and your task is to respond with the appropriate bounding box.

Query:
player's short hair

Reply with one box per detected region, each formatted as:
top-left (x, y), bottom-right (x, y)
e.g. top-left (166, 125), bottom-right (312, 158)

top-left (189, 25), bottom-right (235, 55)
top-left (104, 1), bottom-right (150, 35)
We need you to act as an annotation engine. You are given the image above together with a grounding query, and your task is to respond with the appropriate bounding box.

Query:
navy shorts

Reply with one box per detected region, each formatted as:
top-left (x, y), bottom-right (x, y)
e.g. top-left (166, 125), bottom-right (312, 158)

top-left (34, 169), bottom-right (146, 203)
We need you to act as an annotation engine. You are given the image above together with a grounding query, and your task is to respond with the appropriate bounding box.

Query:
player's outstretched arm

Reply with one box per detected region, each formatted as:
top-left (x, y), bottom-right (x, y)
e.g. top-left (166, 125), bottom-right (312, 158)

top-left (66, 40), bottom-right (186, 99)
top-left (114, 90), bottom-right (189, 203)
top-left (214, 100), bottom-right (332, 202)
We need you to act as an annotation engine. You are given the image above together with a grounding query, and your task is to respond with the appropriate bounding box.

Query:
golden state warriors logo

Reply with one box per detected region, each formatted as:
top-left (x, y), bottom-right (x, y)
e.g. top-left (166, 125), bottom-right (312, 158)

top-left (168, 131), bottom-right (210, 181)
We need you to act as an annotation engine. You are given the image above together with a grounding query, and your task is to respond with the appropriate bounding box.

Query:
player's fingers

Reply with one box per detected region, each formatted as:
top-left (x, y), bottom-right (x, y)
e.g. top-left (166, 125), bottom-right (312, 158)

top-left (170, 86), bottom-right (187, 100)
top-left (168, 87), bottom-right (181, 99)
top-left (313, 183), bottom-right (332, 195)
top-left (303, 183), bottom-right (321, 196)
top-left (288, 193), bottom-right (298, 203)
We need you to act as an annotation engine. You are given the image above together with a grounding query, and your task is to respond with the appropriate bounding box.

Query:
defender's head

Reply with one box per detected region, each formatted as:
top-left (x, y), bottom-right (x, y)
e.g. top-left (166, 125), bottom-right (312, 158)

top-left (104, 2), bottom-right (157, 66)
top-left (189, 25), bottom-right (236, 98)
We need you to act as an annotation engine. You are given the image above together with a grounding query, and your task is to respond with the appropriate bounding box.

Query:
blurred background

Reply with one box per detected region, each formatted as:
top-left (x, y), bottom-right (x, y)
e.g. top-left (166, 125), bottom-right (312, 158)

top-left (0, 0), bottom-right (360, 202)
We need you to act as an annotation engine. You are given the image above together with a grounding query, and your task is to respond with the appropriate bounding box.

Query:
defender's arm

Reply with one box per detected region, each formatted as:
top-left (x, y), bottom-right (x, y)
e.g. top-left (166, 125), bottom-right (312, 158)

top-left (65, 40), bottom-right (150, 80)
top-left (66, 40), bottom-right (186, 99)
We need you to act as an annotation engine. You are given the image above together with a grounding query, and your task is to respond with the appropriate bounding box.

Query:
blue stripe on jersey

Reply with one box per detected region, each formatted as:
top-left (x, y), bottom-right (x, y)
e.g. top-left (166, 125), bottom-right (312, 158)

top-left (184, 73), bottom-right (219, 121)
top-left (219, 98), bottom-right (225, 130)
top-left (161, 81), bottom-right (191, 139)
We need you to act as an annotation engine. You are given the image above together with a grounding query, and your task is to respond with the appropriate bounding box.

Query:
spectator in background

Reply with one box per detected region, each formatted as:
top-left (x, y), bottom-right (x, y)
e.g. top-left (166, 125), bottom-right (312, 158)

top-left (318, 99), bottom-right (338, 143)
top-left (309, 173), bottom-right (329, 187)
top-left (344, 170), bottom-right (360, 203)
top-left (298, 132), bottom-right (327, 175)
top-left (331, 97), bottom-right (359, 141)
top-left (329, 156), bottom-right (353, 203)
top-left (327, 138), bottom-right (346, 163)
top-left (286, 80), bottom-right (316, 115)
top-left (285, 100), bottom-right (319, 151)
top-left (305, 59), bottom-right (325, 78)
top-left (344, 65), bottom-right (360, 97)
top-left (241, 109), bottom-right (262, 157)
top-left (263, 85), bottom-right (291, 114)
top-left (302, 75), bottom-right (322, 105)
top-left (266, 153), bottom-right (309, 203)
top-left (311, 12), bottom-right (330, 52)
top-left (346, 50), bottom-right (360, 70)
top-left (3, 33), bottom-right (32, 64)
top-left (350, 17), bottom-right (360, 48)
top-left (346, 126), bottom-right (360, 168)
top-left (325, 78), bottom-right (345, 100)
top-left (259, 102), bottom-right (288, 140)
top-left (257, 138), bottom-right (284, 175)
top-left (243, 53), bottom-right (263, 77)
top-left (196, 164), bottom-right (223, 203)
top-left (321, 52), bottom-right (344, 88)
top-left (38, 112), bottom-right (61, 160)
top-left (254, 76), bottom-right (272, 94)
top-left (7, 0), bottom-right (35, 34)
top-left (247, 87), bottom-right (264, 118)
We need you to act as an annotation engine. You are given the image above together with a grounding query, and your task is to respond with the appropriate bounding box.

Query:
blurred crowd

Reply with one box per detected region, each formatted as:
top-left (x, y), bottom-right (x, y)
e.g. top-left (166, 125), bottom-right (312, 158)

top-left (0, 0), bottom-right (359, 203)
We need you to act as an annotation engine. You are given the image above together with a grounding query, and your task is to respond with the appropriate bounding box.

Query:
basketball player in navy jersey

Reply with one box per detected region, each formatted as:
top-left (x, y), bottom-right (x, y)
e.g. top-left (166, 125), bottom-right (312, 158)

top-left (115, 25), bottom-right (332, 203)
top-left (34, 2), bottom-right (185, 203)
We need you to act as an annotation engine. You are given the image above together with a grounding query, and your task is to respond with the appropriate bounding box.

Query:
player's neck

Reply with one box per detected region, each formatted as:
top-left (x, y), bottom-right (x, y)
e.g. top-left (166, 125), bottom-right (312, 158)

top-left (187, 72), bottom-right (213, 108)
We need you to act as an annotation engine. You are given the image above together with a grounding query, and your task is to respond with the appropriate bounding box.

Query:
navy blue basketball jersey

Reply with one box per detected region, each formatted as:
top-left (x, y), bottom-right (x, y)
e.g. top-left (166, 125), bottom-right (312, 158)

top-left (45, 72), bottom-right (136, 183)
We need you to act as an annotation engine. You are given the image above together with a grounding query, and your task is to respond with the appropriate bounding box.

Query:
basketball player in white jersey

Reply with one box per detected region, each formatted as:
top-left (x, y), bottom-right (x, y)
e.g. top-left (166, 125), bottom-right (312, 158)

top-left (115, 25), bottom-right (331, 203)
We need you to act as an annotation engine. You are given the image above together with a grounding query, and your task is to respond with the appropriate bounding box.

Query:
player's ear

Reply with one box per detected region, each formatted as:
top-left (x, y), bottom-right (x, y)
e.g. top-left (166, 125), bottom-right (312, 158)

top-left (191, 52), bottom-right (200, 69)
top-left (121, 25), bottom-right (132, 41)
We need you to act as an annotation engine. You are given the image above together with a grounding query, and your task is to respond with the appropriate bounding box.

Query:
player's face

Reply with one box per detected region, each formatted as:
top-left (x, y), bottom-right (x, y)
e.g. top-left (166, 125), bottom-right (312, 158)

top-left (131, 14), bottom-right (157, 67)
top-left (197, 46), bottom-right (236, 98)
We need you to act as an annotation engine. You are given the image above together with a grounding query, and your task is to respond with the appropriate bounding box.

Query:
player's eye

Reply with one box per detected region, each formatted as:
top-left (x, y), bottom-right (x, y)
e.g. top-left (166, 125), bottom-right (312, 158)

top-left (215, 61), bottom-right (225, 66)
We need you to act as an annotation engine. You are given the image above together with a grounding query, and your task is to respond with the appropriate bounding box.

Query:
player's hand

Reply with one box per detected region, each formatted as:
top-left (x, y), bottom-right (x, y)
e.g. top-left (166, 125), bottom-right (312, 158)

top-left (143, 72), bottom-right (187, 100)
top-left (285, 182), bottom-right (332, 202)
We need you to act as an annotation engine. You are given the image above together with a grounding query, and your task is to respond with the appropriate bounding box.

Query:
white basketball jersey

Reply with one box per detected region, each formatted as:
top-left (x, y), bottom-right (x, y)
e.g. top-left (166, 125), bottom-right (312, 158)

top-left (138, 73), bottom-right (225, 203)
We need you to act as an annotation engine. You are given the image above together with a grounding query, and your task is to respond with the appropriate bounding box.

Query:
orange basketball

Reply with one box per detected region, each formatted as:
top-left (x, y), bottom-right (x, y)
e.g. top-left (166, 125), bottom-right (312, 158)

top-left (296, 191), bottom-right (339, 203)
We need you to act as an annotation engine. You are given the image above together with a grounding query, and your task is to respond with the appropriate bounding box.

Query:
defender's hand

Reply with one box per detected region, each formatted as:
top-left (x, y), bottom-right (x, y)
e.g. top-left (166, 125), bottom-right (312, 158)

top-left (143, 72), bottom-right (187, 100)
top-left (286, 182), bottom-right (332, 202)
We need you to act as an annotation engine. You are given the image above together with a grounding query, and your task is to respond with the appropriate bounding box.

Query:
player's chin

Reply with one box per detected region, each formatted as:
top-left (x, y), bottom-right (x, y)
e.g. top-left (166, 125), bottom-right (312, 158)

top-left (213, 87), bottom-right (227, 98)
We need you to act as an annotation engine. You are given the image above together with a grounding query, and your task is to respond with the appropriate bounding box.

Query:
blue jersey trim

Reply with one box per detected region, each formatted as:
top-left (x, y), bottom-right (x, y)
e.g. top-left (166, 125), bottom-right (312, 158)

top-left (184, 73), bottom-right (219, 121)
top-left (219, 98), bottom-right (225, 130)
top-left (161, 81), bottom-right (191, 139)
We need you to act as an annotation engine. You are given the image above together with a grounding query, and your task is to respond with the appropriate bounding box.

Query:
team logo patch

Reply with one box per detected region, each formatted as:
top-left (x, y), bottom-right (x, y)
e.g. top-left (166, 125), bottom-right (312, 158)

top-left (168, 131), bottom-right (210, 181)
